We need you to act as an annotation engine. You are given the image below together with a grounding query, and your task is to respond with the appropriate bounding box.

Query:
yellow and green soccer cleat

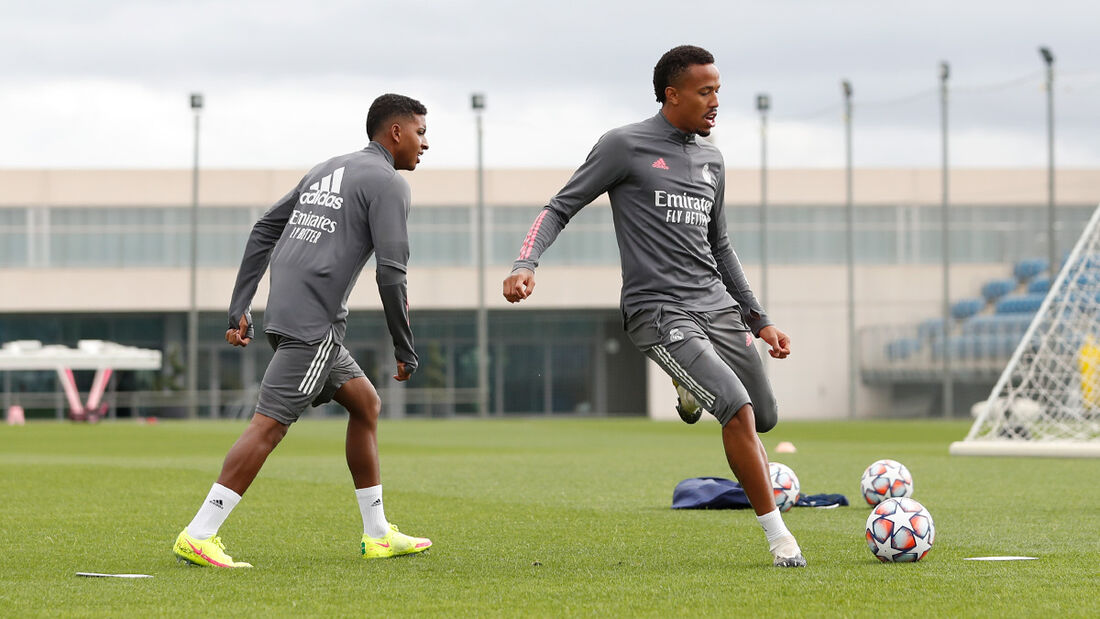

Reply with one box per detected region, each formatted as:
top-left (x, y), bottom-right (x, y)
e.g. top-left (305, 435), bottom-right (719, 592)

top-left (361, 524), bottom-right (431, 559)
top-left (173, 529), bottom-right (253, 568)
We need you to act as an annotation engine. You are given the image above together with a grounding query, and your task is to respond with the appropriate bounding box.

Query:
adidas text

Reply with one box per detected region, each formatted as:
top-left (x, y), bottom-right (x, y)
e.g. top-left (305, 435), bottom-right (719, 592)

top-left (299, 191), bottom-right (343, 209)
top-left (301, 166), bottom-right (345, 209)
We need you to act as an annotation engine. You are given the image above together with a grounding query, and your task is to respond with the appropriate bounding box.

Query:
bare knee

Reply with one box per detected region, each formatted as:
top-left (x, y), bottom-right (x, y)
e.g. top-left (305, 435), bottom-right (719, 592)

top-left (335, 377), bottom-right (381, 426)
top-left (354, 395), bottom-right (381, 429)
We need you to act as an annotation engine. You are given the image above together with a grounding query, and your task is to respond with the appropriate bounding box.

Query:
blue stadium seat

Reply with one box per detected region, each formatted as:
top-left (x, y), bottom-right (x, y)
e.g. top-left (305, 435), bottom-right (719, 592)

top-left (917, 317), bottom-right (945, 340)
top-left (1064, 288), bottom-right (1100, 309)
top-left (1024, 273), bottom-right (1097, 303)
top-left (885, 337), bottom-right (921, 361)
top-left (1073, 271), bottom-right (1100, 287)
top-left (966, 314), bottom-right (1033, 336)
top-left (1013, 258), bottom-right (1049, 282)
top-left (1055, 251), bottom-right (1100, 276)
top-left (995, 293), bottom-right (1046, 314)
top-left (931, 334), bottom-right (1024, 360)
top-left (980, 278), bottom-right (1017, 303)
top-left (1027, 277), bottom-right (1050, 294)
top-left (951, 298), bottom-right (985, 320)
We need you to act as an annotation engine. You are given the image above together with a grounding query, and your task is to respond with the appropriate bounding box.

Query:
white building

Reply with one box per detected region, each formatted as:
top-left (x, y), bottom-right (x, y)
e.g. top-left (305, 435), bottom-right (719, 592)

top-left (1, 167), bottom-right (1097, 420)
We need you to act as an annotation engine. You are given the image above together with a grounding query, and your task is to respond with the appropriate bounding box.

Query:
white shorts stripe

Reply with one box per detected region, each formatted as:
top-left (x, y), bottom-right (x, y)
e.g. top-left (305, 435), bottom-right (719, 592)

top-left (301, 333), bottom-right (335, 394)
top-left (653, 344), bottom-right (716, 408)
top-left (305, 331), bottom-right (336, 393)
top-left (298, 330), bottom-right (335, 393)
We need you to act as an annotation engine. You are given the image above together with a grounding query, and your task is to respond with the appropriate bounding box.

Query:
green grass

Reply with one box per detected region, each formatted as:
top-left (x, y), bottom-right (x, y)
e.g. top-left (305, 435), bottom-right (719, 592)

top-left (1, 418), bottom-right (1097, 617)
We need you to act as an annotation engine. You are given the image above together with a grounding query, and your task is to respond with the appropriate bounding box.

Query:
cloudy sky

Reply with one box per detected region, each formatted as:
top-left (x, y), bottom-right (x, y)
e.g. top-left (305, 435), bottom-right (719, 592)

top-left (2, 0), bottom-right (1097, 170)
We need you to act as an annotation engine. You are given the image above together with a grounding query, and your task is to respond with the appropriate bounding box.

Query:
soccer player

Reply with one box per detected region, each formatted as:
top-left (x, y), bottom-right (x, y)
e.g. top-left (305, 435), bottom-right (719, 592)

top-left (502, 46), bottom-right (805, 567)
top-left (172, 94), bottom-right (432, 567)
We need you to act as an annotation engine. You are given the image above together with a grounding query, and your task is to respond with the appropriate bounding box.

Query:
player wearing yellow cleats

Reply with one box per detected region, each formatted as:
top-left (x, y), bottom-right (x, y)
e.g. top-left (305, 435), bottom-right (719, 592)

top-left (173, 529), bottom-right (253, 568)
top-left (360, 524), bottom-right (431, 559)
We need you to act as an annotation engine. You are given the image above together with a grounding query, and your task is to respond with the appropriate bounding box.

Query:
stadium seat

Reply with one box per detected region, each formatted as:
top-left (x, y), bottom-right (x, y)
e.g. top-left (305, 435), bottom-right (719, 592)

top-left (950, 298), bottom-right (985, 320)
top-left (966, 314), bottom-right (1033, 336)
top-left (1026, 273), bottom-right (1096, 297)
top-left (931, 334), bottom-right (1024, 360)
top-left (917, 317), bottom-right (946, 340)
top-left (1055, 250), bottom-right (1099, 273)
top-left (1013, 258), bottom-right (1049, 283)
top-left (1027, 277), bottom-right (1051, 294)
top-left (980, 278), bottom-right (1017, 303)
top-left (995, 293), bottom-right (1046, 314)
top-left (885, 337), bottom-right (921, 361)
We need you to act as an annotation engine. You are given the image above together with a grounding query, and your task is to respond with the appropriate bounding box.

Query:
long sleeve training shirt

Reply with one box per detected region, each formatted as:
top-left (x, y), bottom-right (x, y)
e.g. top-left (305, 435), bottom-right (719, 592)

top-left (512, 112), bottom-right (770, 335)
top-left (228, 142), bottom-right (418, 371)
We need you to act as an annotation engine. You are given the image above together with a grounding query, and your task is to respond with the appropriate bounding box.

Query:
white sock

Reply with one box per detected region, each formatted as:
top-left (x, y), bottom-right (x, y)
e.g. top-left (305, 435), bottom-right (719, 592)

top-left (756, 508), bottom-right (799, 554)
top-left (356, 485), bottom-right (389, 538)
top-left (186, 483), bottom-right (241, 540)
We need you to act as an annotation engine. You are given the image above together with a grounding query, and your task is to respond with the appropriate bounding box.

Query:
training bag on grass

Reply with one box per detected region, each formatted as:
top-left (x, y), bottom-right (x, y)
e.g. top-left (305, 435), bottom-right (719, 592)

top-left (672, 477), bottom-right (848, 509)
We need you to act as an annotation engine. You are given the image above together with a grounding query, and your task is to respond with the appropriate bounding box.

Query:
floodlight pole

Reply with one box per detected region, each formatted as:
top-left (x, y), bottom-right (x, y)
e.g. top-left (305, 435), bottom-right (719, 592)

top-left (842, 80), bottom-right (855, 419)
top-left (940, 62), bottom-right (953, 418)
top-left (472, 93), bottom-right (489, 417)
top-left (1040, 47), bottom-right (1056, 274)
top-left (756, 93), bottom-right (770, 315)
top-left (187, 93), bottom-right (203, 420)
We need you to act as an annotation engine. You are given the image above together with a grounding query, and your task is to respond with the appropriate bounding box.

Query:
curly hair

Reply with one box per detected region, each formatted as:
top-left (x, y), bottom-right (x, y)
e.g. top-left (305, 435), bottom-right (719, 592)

top-left (652, 45), bottom-right (715, 103)
top-left (365, 94), bottom-right (428, 140)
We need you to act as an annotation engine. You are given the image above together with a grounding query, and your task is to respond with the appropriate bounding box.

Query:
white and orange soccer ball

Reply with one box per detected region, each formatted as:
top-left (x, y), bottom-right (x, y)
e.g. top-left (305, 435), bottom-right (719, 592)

top-left (768, 462), bottom-right (800, 513)
top-left (860, 459), bottom-right (913, 506)
top-left (865, 497), bottom-right (935, 562)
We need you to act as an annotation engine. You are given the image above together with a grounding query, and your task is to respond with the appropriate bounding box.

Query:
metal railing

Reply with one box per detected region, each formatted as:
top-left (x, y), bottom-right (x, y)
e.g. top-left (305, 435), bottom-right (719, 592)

top-left (860, 322), bottom-right (1030, 385)
top-left (4, 386), bottom-right (488, 420)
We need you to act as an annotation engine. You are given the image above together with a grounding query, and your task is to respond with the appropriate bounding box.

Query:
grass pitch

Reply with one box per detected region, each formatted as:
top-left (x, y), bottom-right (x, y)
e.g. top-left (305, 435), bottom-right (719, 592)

top-left (1, 418), bottom-right (1097, 617)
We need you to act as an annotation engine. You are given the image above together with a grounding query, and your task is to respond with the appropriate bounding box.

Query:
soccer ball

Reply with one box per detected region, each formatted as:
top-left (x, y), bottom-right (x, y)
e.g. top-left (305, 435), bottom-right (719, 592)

top-left (865, 497), bottom-right (935, 562)
top-left (860, 459), bottom-right (913, 506)
top-left (769, 462), bottom-right (800, 513)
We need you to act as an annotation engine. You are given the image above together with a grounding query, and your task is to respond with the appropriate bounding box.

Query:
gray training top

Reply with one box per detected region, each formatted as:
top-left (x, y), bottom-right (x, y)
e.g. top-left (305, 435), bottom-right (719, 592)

top-left (229, 142), bottom-right (418, 372)
top-left (511, 112), bottom-right (770, 335)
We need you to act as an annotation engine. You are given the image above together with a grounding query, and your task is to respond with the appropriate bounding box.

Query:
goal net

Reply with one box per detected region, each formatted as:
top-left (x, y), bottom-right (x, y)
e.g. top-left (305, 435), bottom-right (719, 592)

top-left (951, 204), bottom-right (1100, 457)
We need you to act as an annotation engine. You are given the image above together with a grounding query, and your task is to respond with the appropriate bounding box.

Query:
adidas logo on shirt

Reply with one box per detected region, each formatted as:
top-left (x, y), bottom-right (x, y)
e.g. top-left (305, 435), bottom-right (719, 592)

top-left (300, 166), bottom-right (345, 209)
top-left (652, 158), bottom-right (670, 170)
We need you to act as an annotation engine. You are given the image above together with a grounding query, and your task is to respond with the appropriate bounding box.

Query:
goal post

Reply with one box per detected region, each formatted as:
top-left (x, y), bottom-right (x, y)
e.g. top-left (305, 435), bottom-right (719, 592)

top-left (951, 204), bottom-right (1100, 457)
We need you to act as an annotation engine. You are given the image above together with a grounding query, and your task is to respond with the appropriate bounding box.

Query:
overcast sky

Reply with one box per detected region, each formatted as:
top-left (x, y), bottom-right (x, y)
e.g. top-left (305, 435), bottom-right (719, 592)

top-left (2, 0), bottom-right (1098, 170)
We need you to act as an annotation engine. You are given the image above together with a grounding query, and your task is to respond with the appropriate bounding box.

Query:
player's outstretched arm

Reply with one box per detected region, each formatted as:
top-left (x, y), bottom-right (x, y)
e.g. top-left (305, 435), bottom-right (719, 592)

top-left (503, 131), bottom-right (628, 305)
top-left (758, 325), bottom-right (791, 359)
top-left (503, 268), bottom-right (536, 303)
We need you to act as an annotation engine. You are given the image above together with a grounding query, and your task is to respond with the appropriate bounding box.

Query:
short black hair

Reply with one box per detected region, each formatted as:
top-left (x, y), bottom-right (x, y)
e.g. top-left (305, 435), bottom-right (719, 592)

top-left (366, 94), bottom-right (427, 140)
top-left (653, 45), bottom-right (715, 103)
